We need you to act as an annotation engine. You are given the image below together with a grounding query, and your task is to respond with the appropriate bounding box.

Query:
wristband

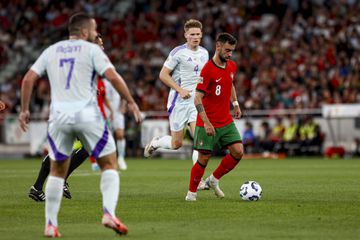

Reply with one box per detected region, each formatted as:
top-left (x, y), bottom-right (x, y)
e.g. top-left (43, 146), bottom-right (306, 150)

top-left (232, 101), bottom-right (239, 107)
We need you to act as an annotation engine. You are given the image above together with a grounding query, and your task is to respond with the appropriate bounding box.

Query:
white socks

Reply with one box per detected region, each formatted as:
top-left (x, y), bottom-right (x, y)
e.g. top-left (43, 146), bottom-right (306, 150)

top-left (117, 139), bottom-right (126, 159)
top-left (153, 135), bottom-right (172, 149)
top-left (100, 169), bottom-right (119, 217)
top-left (192, 150), bottom-right (199, 165)
top-left (45, 176), bottom-right (64, 227)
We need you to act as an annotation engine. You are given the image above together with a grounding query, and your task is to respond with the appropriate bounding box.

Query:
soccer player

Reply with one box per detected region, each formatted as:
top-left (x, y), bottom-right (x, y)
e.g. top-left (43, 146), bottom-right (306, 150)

top-left (143, 19), bottom-right (209, 167)
top-left (104, 80), bottom-right (128, 170)
top-left (185, 33), bottom-right (243, 201)
top-left (19, 13), bottom-right (142, 237)
top-left (28, 35), bottom-right (109, 202)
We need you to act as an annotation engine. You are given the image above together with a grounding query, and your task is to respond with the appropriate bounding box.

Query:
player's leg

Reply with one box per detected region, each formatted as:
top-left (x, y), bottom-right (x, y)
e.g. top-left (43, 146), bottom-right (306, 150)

top-left (186, 151), bottom-right (211, 201)
top-left (60, 147), bottom-right (90, 199)
top-left (89, 156), bottom-right (100, 171)
top-left (206, 123), bottom-right (244, 198)
top-left (29, 155), bottom-right (50, 201)
top-left (79, 121), bottom-right (128, 235)
top-left (185, 126), bottom-right (215, 201)
top-left (73, 139), bottom-right (100, 171)
top-left (144, 104), bottom-right (187, 157)
top-left (66, 147), bottom-right (89, 178)
top-left (44, 124), bottom-right (74, 237)
top-left (115, 128), bottom-right (127, 170)
top-left (188, 104), bottom-right (199, 165)
top-left (112, 112), bottom-right (127, 170)
top-left (188, 121), bottom-right (209, 190)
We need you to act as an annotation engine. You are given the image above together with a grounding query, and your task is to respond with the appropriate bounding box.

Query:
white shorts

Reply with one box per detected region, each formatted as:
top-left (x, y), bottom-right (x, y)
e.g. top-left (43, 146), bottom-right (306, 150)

top-left (168, 103), bottom-right (197, 132)
top-left (47, 114), bottom-right (116, 161)
top-left (112, 111), bottom-right (125, 130)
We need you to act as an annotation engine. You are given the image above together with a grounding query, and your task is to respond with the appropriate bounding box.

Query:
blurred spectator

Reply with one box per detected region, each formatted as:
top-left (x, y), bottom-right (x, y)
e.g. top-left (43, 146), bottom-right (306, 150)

top-left (258, 121), bottom-right (275, 152)
top-left (243, 121), bottom-right (257, 153)
top-left (299, 116), bottom-right (324, 155)
top-left (274, 115), bottom-right (300, 154)
top-left (1, 0), bottom-right (360, 117)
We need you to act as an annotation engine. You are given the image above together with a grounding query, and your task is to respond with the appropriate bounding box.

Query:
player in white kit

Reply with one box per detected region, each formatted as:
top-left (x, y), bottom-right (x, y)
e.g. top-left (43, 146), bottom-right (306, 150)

top-left (18, 13), bottom-right (141, 237)
top-left (104, 80), bottom-right (128, 170)
top-left (144, 19), bottom-right (209, 169)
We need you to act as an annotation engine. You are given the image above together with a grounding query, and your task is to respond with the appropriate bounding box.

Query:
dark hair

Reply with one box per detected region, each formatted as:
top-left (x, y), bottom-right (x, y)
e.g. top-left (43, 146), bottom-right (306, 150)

top-left (68, 12), bottom-right (92, 35)
top-left (216, 33), bottom-right (237, 45)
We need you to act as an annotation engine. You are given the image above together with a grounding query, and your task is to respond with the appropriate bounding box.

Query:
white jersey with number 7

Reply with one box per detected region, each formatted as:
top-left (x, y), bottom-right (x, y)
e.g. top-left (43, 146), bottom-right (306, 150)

top-left (31, 39), bottom-right (114, 116)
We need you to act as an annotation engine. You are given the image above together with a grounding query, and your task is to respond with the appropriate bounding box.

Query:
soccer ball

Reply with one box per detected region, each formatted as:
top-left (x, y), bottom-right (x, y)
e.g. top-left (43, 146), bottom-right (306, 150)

top-left (240, 181), bottom-right (262, 201)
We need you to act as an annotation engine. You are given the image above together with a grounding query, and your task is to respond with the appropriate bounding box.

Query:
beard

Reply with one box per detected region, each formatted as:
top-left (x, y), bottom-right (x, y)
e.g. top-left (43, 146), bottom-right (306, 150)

top-left (219, 54), bottom-right (228, 63)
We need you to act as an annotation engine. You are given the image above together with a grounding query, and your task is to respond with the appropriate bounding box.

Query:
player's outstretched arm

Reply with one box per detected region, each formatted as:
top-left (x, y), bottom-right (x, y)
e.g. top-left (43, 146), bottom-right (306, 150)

top-left (159, 66), bottom-right (191, 99)
top-left (194, 91), bottom-right (215, 136)
top-left (104, 68), bottom-right (142, 123)
top-left (19, 69), bottom-right (40, 132)
top-left (231, 84), bottom-right (241, 119)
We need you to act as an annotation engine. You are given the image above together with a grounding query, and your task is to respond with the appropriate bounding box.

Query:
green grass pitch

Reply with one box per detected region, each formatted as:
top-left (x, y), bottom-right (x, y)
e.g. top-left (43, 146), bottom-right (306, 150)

top-left (0, 157), bottom-right (359, 240)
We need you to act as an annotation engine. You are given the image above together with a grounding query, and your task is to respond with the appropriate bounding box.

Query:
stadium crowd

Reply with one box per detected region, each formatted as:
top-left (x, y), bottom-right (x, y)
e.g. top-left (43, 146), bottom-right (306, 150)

top-left (0, 0), bottom-right (359, 155)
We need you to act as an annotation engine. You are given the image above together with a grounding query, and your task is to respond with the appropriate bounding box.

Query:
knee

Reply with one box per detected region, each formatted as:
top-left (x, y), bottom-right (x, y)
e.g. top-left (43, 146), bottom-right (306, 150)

top-left (172, 139), bottom-right (183, 149)
top-left (115, 132), bottom-right (124, 140)
top-left (232, 149), bottom-right (244, 160)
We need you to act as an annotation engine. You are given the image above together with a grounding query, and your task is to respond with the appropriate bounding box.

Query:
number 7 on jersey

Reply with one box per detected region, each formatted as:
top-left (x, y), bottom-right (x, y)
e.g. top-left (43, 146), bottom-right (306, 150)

top-left (59, 58), bottom-right (75, 89)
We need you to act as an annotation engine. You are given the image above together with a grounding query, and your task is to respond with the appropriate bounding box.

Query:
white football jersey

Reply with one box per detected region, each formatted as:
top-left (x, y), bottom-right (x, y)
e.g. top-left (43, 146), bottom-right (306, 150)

top-left (164, 43), bottom-right (208, 111)
top-left (31, 39), bottom-right (114, 115)
top-left (104, 79), bottom-right (121, 114)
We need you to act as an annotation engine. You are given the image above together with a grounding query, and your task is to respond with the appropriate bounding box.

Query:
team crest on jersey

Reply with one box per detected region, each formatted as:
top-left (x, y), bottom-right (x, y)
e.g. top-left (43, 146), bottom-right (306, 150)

top-left (198, 77), bottom-right (203, 84)
top-left (199, 140), bottom-right (204, 146)
top-left (230, 72), bottom-right (234, 80)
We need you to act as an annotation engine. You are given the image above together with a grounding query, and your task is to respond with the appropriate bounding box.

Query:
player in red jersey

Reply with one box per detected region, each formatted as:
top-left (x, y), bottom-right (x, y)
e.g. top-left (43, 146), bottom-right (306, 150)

top-left (88, 76), bottom-right (113, 170)
top-left (185, 33), bottom-right (243, 201)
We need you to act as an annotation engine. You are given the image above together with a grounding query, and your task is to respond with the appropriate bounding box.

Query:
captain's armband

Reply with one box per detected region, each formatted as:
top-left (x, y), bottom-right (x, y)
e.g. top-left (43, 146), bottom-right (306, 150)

top-left (195, 104), bottom-right (204, 113)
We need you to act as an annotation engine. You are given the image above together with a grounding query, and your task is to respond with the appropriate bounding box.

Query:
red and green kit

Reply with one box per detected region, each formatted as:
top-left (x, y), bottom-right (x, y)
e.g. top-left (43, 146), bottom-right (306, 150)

top-left (196, 59), bottom-right (237, 128)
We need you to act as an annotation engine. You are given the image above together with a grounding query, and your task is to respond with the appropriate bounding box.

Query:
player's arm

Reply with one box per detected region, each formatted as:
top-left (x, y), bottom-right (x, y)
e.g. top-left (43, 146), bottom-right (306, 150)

top-left (19, 69), bottom-right (40, 131)
top-left (120, 100), bottom-right (127, 114)
top-left (159, 66), bottom-right (191, 99)
top-left (104, 68), bottom-right (142, 123)
top-left (231, 84), bottom-right (241, 119)
top-left (194, 91), bottom-right (215, 136)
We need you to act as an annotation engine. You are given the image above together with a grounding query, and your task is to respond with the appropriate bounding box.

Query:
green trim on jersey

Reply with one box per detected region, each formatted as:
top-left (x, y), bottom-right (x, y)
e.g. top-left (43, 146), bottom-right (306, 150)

top-left (196, 89), bottom-right (206, 94)
top-left (193, 122), bottom-right (242, 152)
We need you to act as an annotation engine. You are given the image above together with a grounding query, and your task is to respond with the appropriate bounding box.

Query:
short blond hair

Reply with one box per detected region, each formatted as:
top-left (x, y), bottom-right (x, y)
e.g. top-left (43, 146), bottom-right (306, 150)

top-left (184, 19), bottom-right (202, 32)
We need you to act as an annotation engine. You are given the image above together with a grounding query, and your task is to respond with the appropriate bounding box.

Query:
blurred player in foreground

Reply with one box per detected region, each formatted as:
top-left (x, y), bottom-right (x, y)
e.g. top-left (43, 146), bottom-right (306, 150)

top-left (28, 35), bottom-right (111, 202)
top-left (185, 33), bottom-right (244, 201)
top-left (19, 12), bottom-right (141, 237)
top-left (143, 19), bottom-right (209, 188)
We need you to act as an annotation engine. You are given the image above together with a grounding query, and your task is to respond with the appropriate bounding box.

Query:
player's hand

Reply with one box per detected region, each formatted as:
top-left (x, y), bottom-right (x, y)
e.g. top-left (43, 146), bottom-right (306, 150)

top-left (179, 88), bottom-right (191, 100)
top-left (127, 102), bottom-right (142, 123)
top-left (234, 106), bottom-right (242, 119)
top-left (18, 110), bottom-right (30, 132)
top-left (204, 122), bottom-right (215, 136)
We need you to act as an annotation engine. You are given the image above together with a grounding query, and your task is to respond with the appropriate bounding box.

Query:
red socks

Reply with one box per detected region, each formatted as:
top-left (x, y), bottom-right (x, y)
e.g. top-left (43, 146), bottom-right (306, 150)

top-left (89, 156), bottom-right (97, 164)
top-left (189, 162), bottom-right (206, 192)
top-left (213, 154), bottom-right (240, 180)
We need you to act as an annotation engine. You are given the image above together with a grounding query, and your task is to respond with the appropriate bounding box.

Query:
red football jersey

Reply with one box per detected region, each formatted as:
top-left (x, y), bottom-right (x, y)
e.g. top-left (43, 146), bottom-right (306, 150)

top-left (196, 59), bottom-right (237, 128)
top-left (97, 77), bottom-right (107, 119)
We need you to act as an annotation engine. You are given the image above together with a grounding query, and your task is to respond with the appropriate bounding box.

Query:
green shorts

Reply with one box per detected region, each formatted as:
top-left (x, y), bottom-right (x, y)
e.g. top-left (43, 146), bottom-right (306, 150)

top-left (193, 122), bottom-right (242, 152)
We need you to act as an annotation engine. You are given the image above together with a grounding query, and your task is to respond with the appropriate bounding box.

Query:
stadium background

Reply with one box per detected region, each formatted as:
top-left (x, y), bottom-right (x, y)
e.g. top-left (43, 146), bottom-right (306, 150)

top-left (0, 0), bottom-right (359, 158)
